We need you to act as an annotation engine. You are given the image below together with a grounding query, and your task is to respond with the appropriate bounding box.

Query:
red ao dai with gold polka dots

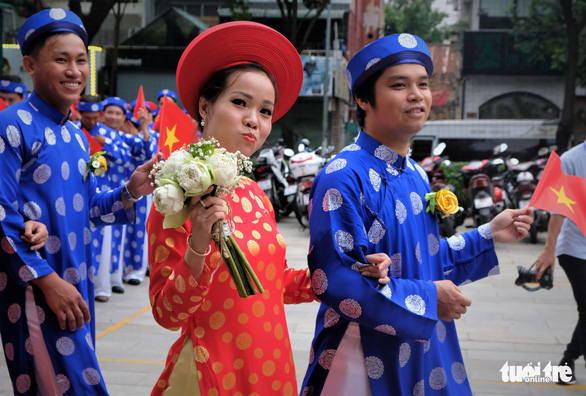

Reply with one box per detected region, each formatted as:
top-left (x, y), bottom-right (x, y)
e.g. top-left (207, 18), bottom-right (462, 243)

top-left (147, 177), bottom-right (317, 395)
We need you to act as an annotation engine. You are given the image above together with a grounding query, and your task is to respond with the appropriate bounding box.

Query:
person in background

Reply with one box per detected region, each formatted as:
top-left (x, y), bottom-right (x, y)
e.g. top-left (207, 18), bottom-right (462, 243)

top-left (0, 75), bottom-right (27, 106)
top-left (156, 88), bottom-right (178, 107)
top-left (0, 9), bottom-right (159, 394)
top-left (146, 21), bottom-right (391, 395)
top-left (93, 96), bottom-right (157, 295)
top-left (301, 33), bottom-right (534, 395)
top-left (535, 140), bottom-right (586, 386)
top-left (101, 96), bottom-right (127, 133)
top-left (119, 101), bottom-right (159, 286)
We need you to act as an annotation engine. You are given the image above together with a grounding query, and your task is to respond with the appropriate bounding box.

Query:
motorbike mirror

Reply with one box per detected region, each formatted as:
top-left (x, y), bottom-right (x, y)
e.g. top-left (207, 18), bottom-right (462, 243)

top-left (432, 142), bottom-right (446, 156)
top-left (537, 147), bottom-right (549, 157)
top-left (493, 143), bottom-right (508, 155)
top-left (283, 148), bottom-right (295, 158)
top-left (297, 143), bottom-right (305, 152)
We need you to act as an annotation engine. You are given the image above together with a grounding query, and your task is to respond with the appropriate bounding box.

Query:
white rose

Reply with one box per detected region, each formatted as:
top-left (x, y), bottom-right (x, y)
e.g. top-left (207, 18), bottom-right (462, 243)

top-left (153, 184), bottom-right (185, 215)
top-left (207, 152), bottom-right (238, 187)
top-left (177, 159), bottom-right (213, 196)
top-left (160, 149), bottom-right (190, 176)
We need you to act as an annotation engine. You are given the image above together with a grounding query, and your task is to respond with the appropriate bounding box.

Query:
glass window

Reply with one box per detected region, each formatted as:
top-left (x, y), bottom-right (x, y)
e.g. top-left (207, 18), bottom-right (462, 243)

top-left (479, 92), bottom-right (559, 120)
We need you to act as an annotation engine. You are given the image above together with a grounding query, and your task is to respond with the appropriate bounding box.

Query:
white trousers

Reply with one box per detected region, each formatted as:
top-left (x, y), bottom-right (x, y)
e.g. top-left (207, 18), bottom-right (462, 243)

top-left (322, 322), bottom-right (372, 396)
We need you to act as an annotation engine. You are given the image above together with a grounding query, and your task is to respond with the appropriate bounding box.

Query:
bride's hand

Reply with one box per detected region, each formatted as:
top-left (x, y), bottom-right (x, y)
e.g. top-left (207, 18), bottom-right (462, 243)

top-left (187, 187), bottom-right (227, 254)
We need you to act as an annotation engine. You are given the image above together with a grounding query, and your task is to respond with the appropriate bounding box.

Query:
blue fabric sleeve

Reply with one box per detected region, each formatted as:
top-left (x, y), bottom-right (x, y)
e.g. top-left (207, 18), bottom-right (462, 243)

top-left (0, 127), bottom-right (54, 285)
top-left (86, 178), bottom-right (136, 228)
top-left (440, 225), bottom-right (499, 285)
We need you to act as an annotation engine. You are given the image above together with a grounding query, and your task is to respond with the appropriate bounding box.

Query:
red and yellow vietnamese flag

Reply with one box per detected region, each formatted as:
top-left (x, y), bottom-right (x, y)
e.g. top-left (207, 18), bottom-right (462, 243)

top-left (81, 128), bottom-right (104, 155)
top-left (529, 151), bottom-right (586, 236)
top-left (133, 85), bottom-right (147, 119)
top-left (157, 96), bottom-right (197, 159)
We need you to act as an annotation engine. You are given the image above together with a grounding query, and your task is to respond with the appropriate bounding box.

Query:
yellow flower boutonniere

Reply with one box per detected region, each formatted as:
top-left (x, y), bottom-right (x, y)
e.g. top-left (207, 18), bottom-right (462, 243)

top-left (425, 189), bottom-right (459, 217)
top-left (84, 151), bottom-right (107, 181)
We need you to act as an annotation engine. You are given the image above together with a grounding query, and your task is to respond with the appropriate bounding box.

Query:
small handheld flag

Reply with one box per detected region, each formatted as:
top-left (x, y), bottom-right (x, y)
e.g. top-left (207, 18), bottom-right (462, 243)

top-left (133, 85), bottom-right (146, 119)
top-left (529, 151), bottom-right (586, 236)
top-left (157, 97), bottom-right (197, 159)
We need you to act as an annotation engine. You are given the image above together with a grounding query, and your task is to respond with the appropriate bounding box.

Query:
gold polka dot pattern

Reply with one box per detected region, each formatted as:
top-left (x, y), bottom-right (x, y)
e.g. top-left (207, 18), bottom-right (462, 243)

top-left (209, 311), bottom-right (225, 329)
top-left (223, 372), bottom-right (236, 390)
top-left (241, 197), bottom-right (252, 213)
top-left (175, 275), bottom-right (186, 293)
top-left (235, 332), bottom-right (253, 350)
top-left (247, 240), bottom-right (260, 256)
top-left (165, 237), bottom-right (175, 247)
top-left (155, 245), bottom-right (170, 263)
top-left (194, 346), bottom-right (209, 363)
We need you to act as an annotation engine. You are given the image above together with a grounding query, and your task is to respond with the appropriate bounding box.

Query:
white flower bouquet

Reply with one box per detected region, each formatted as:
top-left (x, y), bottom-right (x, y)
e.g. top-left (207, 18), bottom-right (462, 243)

top-left (150, 138), bottom-right (264, 298)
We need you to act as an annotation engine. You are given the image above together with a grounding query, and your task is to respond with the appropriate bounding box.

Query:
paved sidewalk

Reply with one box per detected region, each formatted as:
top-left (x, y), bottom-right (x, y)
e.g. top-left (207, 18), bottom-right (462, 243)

top-left (1, 217), bottom-right (584, 395)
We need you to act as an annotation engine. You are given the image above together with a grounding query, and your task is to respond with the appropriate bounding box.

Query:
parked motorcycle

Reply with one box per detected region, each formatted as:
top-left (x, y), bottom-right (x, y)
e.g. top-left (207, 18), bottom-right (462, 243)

top-left (461, 143), bottom-right (511, 227)
top-left (507, 146), bottom-right (554, 243)
top-left (421, 143), bottom-right (465, 237)
top-left (289, 141), bottom-right (332, 228)
top-left (252, 140), bottom-right (296, 221)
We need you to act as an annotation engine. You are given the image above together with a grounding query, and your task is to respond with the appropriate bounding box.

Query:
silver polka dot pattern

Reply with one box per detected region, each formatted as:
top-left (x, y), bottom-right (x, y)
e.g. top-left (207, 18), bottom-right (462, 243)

top-left (6, 126), bottom-right (21, 147)
top-left (325, 158), bottom-right (346, 174)
top-left (451, 361), bottom-right (467, 384)
top-left (395, 200), bottom-right (407, 224)
top-left (365, 356), bottom-right (384, 379)
top-left (369, 169), bottom-right (382, 192)
top-left (447, 235), bottom-right (466, 250)
top-left (82, 367), bottom-right (101, 386)
top-left (478, 223), bottom-right (492, 239)
top-left (56, 336), bottom-right (75, 356)
top-left (17, 110), bottom-right (32, 125)
top-left (429, 367), bottom-right (447, 390)
top-left (413, 379), bottom-right (424, 396)
top-left (390, 253), bottom-right (402, 278)
top-left (488, 265), bottom-right (500, 276)
top-left (55, 197), bottom-right (66, 216)
top-left (45, 236), bottom-right (61, 254)
top-left (436, 321), bottom-right (446, 343)
top-left (399, 342), bottom-right (411, 367)
top-left (374, 324), bottom-right (396, 336)
top-left (324, 307), bottom-right (340, 328)
top-left (411, 192), bottom-right (423, 215)
top-left (73, 193), bottom-right (84, 212)
top-left (335, 230), bottom-right (354, 252)
top-left (428, 234), bottom-right (439, 256)
top-left (318, 349), bottom-right (336, 370)
top-left (33, 164), bottom-right (51, 184)
top-left (339, 298), bottom-right (362, 318)
top-left (323, 188), bottom-right (343, 212)
top-left (405, 295), bottom-right (426, 315)
top-left (311, 269), bottom-right (328, 295)
top-left (23, 202), bottom-right (41, 221)
top-left (368, 219), bottom-right (385, 244)
top-left (61, 126), bottom-right (71, 143)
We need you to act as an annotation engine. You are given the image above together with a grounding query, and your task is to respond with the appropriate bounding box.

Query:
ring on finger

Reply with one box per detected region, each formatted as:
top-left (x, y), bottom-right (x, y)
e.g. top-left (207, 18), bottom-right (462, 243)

top-left (200, 200), bottom-right (206, 208)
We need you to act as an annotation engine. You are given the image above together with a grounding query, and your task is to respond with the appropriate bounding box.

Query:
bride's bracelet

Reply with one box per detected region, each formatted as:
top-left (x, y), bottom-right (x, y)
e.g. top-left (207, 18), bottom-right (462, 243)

top-left (186, 234), bottom-right (212, 257)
